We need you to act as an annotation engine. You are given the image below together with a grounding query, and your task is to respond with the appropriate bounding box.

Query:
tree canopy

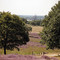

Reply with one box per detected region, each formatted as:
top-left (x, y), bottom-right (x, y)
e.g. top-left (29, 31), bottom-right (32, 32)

top-left (0, 12), bottom-right (29, 54)
top-left (40, 1), bottom-right (60, 49)
top-left (27, 20), bottom-right (42, 26)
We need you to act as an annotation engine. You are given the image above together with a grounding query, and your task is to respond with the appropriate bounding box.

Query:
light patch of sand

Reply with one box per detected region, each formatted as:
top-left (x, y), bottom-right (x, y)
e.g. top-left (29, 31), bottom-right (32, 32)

top-left (45, 53), bottom-right (59, 57)
top-left (31, 26), bottom-right (43, 33)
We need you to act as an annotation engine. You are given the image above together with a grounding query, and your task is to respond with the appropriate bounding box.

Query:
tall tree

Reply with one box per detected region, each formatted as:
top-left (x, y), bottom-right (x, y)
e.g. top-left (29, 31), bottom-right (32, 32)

top-left (40, 1), bottom-right (60, 49)
top-left (0, 12), bottom-right (29, 55)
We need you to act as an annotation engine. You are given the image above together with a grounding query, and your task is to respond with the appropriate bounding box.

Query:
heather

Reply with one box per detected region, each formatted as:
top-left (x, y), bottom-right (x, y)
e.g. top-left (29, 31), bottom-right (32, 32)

top-left (0, 54), bottom-right (58, 60)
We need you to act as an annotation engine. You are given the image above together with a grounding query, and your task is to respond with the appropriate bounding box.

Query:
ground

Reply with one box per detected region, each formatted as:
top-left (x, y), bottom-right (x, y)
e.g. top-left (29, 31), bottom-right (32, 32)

top-left (31, 26), bottom-right (43, 33)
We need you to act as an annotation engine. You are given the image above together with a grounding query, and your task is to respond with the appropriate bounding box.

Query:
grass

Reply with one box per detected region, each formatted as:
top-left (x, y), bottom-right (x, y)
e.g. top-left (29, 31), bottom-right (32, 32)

top-left (30, 37), bottom-right (41, 43)
top-left (0, 46), bottom-right (60, 55)
top-left (31, 26), bottom-right (43, 33)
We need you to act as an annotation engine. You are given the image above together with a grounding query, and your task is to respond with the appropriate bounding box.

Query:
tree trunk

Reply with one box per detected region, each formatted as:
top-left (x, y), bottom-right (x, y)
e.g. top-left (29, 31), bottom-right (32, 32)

top-left (4, 37), bottom-right (7, 55)
top-left (4, 45), bottom-right (6, 55)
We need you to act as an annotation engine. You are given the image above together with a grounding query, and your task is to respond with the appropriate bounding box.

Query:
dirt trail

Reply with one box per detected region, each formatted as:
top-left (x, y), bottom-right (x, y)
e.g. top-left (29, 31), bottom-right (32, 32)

top-left (45, 53), bottom-right (60, 60)
top-left (36, 53), bottom-right (60, 60)
top-left (45, 53), bottom-right (59, 57)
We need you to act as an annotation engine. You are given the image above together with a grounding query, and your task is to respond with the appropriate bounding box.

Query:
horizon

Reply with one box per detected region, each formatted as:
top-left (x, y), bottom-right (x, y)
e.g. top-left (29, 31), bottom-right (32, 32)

top-left (19, 15), bottom-right (45, 16)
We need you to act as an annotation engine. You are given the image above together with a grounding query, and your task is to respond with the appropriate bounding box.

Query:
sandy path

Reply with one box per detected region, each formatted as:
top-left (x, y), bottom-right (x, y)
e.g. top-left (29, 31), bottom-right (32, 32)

top-left (45, 53), bottom-right (59, 57)
top-left (36, 53), bottom-right (60, 60)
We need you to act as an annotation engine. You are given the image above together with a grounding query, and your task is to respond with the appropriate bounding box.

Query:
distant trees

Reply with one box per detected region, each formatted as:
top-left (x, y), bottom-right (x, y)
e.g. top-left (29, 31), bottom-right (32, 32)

top-left (40, 1), bottom-right (60, 49)
top-left (27, 20), bottom-right (42, 26)
top-left (20, 16), bottom-right (42, 26)
top-left (22, 18), bottom-right (28, 23)
top-left (33, 15), bottom-right (37, 20)
top-left (0, 12), bottom-right (29, 55)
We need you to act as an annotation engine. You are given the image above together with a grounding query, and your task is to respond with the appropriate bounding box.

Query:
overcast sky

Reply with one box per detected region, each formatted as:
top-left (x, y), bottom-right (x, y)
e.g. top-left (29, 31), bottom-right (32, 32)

top-left (0, 0), bottom-right (59, 15)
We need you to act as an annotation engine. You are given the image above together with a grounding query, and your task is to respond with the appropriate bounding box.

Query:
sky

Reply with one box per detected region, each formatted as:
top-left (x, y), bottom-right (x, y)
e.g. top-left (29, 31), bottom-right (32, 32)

top-left (0, 0), bottom-right (59, 15)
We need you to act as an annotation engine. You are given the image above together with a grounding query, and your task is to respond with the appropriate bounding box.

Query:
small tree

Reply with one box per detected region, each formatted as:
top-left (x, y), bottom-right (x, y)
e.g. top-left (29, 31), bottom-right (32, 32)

top-left (25, 25), bottom-right (32, 32)
top-left (40, 1), bottom-right (60, 49)
top-left (22, 18), bottom-right (28, 23)
top-left (0, 12), bottom-right (29, 55)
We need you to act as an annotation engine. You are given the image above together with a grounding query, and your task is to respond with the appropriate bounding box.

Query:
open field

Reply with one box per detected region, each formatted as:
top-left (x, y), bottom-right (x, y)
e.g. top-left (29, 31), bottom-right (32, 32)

top-left (31, 26), bottom-right (43, 33)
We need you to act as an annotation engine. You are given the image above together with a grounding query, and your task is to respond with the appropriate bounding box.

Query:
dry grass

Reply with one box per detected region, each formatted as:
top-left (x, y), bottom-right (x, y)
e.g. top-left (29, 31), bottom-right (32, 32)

top-left (31, 26), bottom-right (43, 33)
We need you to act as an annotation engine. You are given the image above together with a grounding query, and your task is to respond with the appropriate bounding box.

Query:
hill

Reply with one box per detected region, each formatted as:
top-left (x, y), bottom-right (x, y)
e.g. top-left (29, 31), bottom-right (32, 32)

top-left (18, 15), bottom-right (44, 21)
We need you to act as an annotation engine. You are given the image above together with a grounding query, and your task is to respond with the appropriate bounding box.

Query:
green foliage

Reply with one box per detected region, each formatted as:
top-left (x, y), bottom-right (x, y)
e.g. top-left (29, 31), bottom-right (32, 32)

top-left (22, 18), bottom-right (28, 23)
top-left (27, 20), bottom-right (42, 26)
top-left (0, 12), bottom-right (29, 54)
top-left (40, 1), bottom-right (60, 49)
top-left (25, 25), bottom-right (32, 32)
top-left (20, 18), bottom-right (32, 31)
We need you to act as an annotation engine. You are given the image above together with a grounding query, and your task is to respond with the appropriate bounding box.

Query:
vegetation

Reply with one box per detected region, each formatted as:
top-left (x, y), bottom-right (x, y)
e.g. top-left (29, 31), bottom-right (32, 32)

top-left (31, 26), bottom-right (43, 33)
top-left (0, 54), bottom-right (58, 60)
top-left (27, 20), bottom-right (42, 26)
top-left (22, 18), bottom-right (28, 23)
top-left (21, 17), bottom-right (42, 26)
top-left (0, 12), bottom-right (29, 55)
top-left (25, 25), bottom-right (32, 32)
top-left (20, 15), bottom-right (44, 20)
top-left (40, 1), bottom-right (60, 49)
top-left (0, 37), bottom-right (60, 55)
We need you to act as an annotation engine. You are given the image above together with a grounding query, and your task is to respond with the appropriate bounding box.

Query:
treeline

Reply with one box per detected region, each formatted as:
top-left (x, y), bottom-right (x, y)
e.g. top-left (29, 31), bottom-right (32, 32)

top-left (27, 20), bottom-right (42, 26)
top-left (22, 18), bottom-right (42, 26)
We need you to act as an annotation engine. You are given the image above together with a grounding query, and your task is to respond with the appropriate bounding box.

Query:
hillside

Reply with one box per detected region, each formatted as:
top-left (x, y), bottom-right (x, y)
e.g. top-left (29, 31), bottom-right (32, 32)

top-left (18, 15), bottom-right (44, 20)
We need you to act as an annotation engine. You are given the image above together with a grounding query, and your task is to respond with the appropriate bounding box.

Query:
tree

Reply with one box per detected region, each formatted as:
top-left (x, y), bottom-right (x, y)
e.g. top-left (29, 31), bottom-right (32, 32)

top-left (27, 20), bottom-right (42, 26)
top-left (40, 1), bottom-right (60, 49)
top-left (25, 25), bottom-right (32, 32)
top-left (22, 18), bottom-right (28, 23)
top-left (0, 12), bottom-right (29, 55)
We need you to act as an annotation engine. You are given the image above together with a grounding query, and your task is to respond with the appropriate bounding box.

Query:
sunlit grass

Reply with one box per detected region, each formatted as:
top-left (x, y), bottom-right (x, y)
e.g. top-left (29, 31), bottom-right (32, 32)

top-left (0, 46), bottom-right (60, 55)
top-left (31, 26), bottom-right (43, 33)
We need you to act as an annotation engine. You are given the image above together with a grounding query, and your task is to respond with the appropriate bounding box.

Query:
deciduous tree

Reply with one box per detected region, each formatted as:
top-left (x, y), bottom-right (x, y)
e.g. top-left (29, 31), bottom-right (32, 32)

top-left (0, 12), bottom-right (29, 54)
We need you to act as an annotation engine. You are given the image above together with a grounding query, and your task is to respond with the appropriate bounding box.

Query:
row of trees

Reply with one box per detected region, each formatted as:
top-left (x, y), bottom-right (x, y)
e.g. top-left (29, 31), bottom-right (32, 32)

top-left (0, 12), bottom-right (29, 54)
top-left (27, 20), bottom-right (42, 26)
top-left (21, 17), bottom-right (42, 26)
top-left (40, 1), bottom-right (60, 49)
